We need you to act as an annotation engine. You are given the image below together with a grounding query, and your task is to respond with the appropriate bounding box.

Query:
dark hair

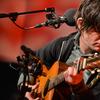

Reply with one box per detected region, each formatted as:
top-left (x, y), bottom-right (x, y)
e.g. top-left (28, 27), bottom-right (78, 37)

top-left (75, 0), bottom-right (100, 32)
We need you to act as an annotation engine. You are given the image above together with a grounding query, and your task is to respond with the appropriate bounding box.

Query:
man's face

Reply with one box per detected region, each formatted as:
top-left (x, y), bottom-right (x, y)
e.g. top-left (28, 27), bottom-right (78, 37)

top-left (81, 29), bottom-right (100, 52)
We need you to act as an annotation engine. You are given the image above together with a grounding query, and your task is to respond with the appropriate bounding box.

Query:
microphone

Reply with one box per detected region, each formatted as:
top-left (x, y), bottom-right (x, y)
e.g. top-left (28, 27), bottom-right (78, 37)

top-left (34, 8), bottom-right (76, 28)
top-left (63, 8), bottom-right (76, 26)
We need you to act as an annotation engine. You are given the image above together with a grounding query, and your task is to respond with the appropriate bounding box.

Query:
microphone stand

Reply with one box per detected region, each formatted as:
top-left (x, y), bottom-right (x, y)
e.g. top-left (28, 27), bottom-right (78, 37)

top-left (17, 52), bottom-right (42, 100)
top-left (17, 56), bottom-right (31, 100)
top-left (0, 7), bottom-right (55, 30)
top-left (20, 65), bottom-right (28, 100)
top-left (0, 7), bottom-right (55, 21)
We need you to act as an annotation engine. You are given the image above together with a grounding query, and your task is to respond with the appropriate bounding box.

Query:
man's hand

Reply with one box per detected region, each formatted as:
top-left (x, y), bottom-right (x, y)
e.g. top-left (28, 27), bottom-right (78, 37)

top-left (25, 83), bottom-right (40, 100)
top-left (64, 66), bottom-right (83, 85)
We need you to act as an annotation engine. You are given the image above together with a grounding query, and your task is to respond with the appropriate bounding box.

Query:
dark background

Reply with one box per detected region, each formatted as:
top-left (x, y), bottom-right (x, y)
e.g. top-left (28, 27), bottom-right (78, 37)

top-left (0, 61), bottom-right (19, 100)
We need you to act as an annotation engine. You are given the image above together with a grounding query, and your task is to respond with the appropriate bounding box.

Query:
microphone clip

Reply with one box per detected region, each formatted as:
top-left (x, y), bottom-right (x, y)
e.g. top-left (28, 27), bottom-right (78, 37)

top-left (45, 12), bottom-right (60, 28)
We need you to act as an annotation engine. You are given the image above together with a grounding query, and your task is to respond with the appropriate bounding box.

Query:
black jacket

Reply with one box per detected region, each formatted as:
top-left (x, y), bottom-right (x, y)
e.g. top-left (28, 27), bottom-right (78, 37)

top-left (36, 32), bottom-right (76, 68)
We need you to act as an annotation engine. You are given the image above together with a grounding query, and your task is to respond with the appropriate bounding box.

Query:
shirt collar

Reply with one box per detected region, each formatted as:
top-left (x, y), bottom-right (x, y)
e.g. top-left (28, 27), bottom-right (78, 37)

top-left (74, 31), bottom-right (81, 49)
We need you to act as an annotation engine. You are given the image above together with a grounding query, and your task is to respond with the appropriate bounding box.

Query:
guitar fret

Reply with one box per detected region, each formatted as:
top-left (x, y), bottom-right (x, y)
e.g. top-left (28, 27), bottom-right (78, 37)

top-left (48, 72), bottom-right (64, 90)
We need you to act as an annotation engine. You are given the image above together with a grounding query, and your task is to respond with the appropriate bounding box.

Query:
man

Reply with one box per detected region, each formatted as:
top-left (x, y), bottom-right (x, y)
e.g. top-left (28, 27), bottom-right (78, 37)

top-left (19, 0), bottom-right (100, 99)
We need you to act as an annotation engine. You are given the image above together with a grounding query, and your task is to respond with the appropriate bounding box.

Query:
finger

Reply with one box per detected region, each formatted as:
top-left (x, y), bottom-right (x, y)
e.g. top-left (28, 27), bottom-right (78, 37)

top-left (64, 67), bottom-right (83, 84)
top-left (25, 92), bottom-right (40, 100)
top-left (73, 67), bottom-right (78, 75)
top-left (25, 92), bottom-right (34, 100)
top-left (34, 97), bottom-right (40, 100)
top-left (32, 82), bottom-right (39, 90)
top-left (67, 67), bottom-right (75, 75)
top-left (28, 82), bottom-right (39, 90)
top-left (64, 70), bottom-right (72, 82)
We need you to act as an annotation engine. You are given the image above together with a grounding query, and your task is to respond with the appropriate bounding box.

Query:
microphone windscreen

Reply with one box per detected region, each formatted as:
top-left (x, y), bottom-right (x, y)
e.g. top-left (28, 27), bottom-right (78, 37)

top-left (63, 8), bottom-right (77, 26)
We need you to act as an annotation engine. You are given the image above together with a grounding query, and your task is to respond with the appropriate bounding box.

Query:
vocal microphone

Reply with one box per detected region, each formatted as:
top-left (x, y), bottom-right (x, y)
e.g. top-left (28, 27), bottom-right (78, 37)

top-left (34, 8), bottom-right (76, 28)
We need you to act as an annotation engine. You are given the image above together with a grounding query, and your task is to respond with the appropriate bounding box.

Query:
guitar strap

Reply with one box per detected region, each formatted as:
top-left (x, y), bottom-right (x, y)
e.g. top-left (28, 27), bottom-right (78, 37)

top-left (58, 38), bottom-right (74, 62)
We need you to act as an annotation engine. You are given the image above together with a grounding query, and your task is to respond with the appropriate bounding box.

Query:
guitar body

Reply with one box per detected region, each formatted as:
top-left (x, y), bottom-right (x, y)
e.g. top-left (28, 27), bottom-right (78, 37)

top-left (36, 61), bottom-right (71, 100)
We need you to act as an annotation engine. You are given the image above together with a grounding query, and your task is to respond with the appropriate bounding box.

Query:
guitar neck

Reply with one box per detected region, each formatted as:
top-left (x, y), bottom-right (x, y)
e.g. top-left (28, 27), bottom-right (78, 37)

top-left (48, 72), bottom-right (65, 90)
top-left (48, 56), bottom-right (100, 90)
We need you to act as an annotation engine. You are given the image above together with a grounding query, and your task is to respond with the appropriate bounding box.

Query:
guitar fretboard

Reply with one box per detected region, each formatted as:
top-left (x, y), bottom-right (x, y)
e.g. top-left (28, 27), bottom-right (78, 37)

top-left (48, 72), bottom-right (65, 90)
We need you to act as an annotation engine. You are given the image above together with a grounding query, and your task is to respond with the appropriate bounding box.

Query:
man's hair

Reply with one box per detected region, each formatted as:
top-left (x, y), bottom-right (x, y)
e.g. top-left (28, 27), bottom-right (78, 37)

top-left (74, 0), bottom-right (100, 32)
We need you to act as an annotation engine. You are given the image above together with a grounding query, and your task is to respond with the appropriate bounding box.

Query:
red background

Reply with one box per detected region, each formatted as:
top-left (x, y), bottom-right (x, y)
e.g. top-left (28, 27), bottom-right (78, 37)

top-left (0, 0), bottom-right (80, 62)
top-left (0, 0), bottom-right (80, 99)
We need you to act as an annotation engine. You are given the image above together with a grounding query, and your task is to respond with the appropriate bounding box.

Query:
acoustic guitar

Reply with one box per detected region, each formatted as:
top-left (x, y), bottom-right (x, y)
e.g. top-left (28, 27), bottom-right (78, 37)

top-left (31, 54), bottom-right (100, 100)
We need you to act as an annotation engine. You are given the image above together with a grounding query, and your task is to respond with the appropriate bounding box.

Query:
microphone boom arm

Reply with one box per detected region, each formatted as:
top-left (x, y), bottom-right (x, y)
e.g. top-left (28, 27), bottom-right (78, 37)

top-left (0, 7), bottom-right (55, 20)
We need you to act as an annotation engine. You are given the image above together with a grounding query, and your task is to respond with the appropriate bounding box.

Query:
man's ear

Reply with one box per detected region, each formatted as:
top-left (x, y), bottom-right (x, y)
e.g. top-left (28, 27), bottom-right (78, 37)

top-left (76, 17), bottom-right (84, 29)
